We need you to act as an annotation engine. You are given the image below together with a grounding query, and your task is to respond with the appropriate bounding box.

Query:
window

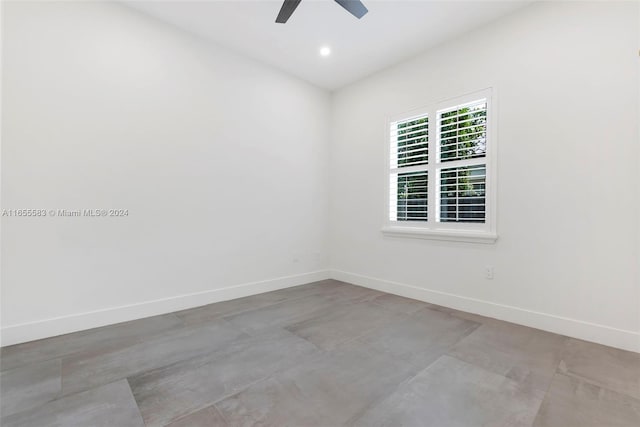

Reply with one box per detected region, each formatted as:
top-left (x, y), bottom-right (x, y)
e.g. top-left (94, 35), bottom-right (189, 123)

top-left (384, 89), bottom-right (497, 243)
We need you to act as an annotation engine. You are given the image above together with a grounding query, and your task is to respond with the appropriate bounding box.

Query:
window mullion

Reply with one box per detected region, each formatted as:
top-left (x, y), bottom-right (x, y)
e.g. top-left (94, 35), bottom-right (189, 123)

top-left (428, 108), bottom-right (437, 226)
top-left (391, 164), bottom-right (428, 174)
top-left (439, 157), bottom-right (486, 168)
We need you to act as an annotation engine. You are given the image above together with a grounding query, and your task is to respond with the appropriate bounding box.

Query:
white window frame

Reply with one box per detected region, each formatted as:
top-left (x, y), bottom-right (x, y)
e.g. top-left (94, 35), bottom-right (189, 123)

top-left (382, 88), bottom-right (497, 243)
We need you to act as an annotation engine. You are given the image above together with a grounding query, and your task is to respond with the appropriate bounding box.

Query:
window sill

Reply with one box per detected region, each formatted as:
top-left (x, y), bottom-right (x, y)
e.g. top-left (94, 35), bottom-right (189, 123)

top-left (381, 226), bottom-right (498, 244)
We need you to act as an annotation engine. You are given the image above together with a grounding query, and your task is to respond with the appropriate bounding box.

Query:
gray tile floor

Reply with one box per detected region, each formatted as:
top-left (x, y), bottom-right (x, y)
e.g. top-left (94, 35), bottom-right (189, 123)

top-left (1, 279), bottom-right (639, 426)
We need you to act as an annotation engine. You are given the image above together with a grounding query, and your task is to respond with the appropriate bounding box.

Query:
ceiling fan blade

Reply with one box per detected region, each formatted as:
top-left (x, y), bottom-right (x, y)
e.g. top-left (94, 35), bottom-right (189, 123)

top-left (334, 0), bottom-right (368, 19)
top-left (276, 0), bottom-right (302, 23)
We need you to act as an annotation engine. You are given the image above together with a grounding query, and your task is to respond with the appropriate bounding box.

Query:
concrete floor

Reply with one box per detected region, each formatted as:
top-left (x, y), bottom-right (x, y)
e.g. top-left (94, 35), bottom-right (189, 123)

top-left (1, 279), bottom-right (639, 426)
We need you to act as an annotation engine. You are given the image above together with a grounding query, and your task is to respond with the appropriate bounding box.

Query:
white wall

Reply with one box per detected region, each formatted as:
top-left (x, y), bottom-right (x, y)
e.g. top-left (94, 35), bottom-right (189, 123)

top-left (1, 1), bottom-right (330, 345)
top-left (330, 1), bottom-right (640, 351)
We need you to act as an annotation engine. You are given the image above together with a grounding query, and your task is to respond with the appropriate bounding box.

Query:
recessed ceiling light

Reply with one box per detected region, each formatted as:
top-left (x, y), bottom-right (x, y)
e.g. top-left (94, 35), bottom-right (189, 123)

top-left (319, 46), bottom-right (331, 57)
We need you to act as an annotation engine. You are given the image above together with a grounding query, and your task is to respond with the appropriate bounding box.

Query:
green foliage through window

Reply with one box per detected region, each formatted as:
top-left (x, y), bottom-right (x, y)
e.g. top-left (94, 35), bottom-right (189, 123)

top-left (440, 165), bottom-right (486, 223)
top-left (440, 102), bottom-right (486, 162)
top-left (396, 116), bottom-right (428, 167)
top-left (397, 171), bottom-right (427, 221)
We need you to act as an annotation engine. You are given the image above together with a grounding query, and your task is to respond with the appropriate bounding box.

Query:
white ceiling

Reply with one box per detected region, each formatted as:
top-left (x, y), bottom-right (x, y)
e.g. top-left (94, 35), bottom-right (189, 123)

top-left (124, 0), bottom-right (532, 90)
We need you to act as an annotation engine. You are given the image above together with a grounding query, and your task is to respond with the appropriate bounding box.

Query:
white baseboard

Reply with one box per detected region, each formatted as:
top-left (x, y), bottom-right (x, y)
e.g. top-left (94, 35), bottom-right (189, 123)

top-left (0, 270), bottom-right (331, 347)
top-left (4, 269), bottom-right (638, 353)
top-left (331, 270), bottom-right (640, 353)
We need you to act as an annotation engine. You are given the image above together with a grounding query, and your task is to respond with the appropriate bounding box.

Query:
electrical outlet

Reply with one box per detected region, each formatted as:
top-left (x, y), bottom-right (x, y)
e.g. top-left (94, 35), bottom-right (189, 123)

top-left (485, 266), bottom-right (494, 280)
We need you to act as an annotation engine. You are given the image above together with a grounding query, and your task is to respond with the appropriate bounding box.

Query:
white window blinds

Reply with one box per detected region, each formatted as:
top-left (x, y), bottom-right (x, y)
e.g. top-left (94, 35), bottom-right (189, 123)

top-left (439, 100), bottom-right (487, 162)
top-left (389, 114), bottom-right (429, 222)
top-left (388, 89), bottom-right (493, 235)
top-left (391, 115), bottom-right (429, 168)
top-left (437, 99), bottom-right (488, 223)
top-left (440, 165), bottom-right (486, 223)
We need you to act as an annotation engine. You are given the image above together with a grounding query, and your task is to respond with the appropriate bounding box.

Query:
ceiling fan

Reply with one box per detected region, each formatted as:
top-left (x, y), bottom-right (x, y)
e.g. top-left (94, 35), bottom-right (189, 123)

top-left (276, 0), bottom-right (368, 24)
